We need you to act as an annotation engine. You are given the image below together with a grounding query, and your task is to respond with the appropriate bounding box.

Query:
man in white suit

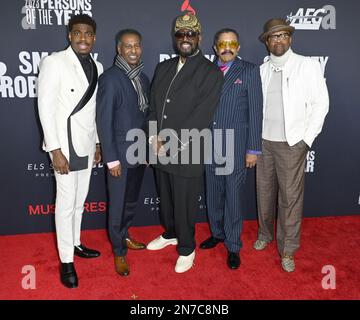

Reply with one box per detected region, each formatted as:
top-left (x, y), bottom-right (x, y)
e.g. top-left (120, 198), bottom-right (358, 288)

top-left (253, 18), bottom-right (329, 272)
top-left (38, 14), bottom-right (103, 288)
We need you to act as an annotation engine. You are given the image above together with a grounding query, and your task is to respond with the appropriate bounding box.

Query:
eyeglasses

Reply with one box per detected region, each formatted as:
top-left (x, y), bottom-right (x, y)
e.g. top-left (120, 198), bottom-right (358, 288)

top-left (268, 33), bottom-right (290, 42)
top-left (217, 40), bottom-right (239, 50)
top-left (174, 30), bottom-right (199, 39)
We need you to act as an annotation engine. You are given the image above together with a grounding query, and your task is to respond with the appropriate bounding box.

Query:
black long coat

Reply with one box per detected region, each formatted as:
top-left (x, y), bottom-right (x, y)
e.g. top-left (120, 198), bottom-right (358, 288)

top-left (148, 51), bottom-right (223, 177)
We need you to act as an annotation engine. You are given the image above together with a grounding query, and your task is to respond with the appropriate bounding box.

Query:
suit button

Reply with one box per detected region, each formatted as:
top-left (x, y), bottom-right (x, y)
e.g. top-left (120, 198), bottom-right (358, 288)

top-left (71, 89), bottom-right (74, 92)
top-left (166, 99), bottom-right (170, 103)
top-left (163, 115), bottom-right (167, 119)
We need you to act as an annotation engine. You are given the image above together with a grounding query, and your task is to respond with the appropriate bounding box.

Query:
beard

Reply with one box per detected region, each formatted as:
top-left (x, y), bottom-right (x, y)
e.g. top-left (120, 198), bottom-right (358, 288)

top-left (271, 44), bottom-right (290, 57)
top-left (176, 41), bottom-right (199, 57)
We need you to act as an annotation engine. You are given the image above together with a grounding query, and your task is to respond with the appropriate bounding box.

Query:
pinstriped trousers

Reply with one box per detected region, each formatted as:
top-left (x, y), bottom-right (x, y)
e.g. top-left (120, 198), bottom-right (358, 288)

top-left (256, 139), bottom-right (308, 256)
top-left (205, 164), bottom-right (247, 253)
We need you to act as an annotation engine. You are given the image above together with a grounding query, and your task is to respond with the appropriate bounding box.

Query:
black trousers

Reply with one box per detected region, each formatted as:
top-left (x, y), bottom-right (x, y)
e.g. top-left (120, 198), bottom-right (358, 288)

top-left (155, 169), bottom-right (203, 256)
top-left (107, 165), bottom-right (146, 256)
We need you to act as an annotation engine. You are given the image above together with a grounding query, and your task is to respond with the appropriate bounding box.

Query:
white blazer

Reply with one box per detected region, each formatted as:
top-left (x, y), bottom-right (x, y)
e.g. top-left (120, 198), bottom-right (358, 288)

top-left (38, 46), bottom-right (103, 160)
top-left (260, 51), bottom-right (329, 147)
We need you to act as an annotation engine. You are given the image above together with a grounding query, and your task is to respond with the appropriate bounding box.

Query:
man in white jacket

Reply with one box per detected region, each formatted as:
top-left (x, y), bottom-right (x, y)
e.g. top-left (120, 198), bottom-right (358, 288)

top-left (38, 14), bottom-right (103, 288)
top-left (253, 18), bottom-right (329, 272)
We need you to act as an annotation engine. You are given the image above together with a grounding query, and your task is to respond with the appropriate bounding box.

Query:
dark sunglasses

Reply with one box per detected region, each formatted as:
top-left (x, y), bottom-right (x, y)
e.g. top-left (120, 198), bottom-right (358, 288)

top-left (174, 30), bottom-right (199, 39)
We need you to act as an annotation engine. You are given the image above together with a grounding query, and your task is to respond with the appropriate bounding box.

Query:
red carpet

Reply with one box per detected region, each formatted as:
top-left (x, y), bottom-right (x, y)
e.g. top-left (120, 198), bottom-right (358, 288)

top-left (0, 216), bottom-right (359, 300)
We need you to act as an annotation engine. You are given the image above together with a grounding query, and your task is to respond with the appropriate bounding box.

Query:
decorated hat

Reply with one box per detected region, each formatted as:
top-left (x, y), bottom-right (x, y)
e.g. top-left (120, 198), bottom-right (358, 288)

top-left (174, 13), bottom-right (201, 33)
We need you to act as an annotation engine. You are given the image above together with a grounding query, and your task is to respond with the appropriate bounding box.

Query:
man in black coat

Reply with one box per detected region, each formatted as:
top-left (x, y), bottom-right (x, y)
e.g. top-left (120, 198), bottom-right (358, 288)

top-left (146, 14), bottom-right (223, 273)
top-left (96, 29), bottom-right (150, 276)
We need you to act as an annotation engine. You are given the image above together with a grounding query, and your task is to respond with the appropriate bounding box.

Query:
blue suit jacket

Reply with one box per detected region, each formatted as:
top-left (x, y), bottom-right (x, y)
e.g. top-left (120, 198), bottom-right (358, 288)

top-left (211, 58), bottom-right (263, 169)
top-left (96, 66), bottom-right (150, 168)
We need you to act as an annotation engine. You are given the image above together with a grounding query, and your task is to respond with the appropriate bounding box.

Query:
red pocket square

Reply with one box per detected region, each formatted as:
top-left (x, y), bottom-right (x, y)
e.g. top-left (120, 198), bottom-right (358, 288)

top-left (234, 78), bottom-right (242, 84)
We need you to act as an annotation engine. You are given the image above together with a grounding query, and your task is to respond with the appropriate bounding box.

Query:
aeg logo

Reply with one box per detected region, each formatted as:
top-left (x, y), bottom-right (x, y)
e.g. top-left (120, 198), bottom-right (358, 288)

top-left (287, 5), bottom-right (336, 30)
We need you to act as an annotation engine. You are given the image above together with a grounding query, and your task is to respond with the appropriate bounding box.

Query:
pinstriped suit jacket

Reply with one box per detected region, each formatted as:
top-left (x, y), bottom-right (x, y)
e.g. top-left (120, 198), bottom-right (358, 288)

top-left (211, 58), bottom-right (263, 169)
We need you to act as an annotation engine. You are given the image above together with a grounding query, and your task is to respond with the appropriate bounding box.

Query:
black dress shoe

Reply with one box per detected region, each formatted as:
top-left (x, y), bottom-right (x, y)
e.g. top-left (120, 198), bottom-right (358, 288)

top-left (74, 244), bottom-right (100, 258)
top-left (60, 262), bottom-right (78, 288)
top-left (227, 252), bottom-right (241, 269)
top-left (200, 236), bottom-right (224, 249)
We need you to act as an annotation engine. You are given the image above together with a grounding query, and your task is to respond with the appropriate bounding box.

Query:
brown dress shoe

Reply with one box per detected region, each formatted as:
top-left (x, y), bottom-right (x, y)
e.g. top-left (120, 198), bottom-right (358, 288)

top-left (114, 256), bottom-right (129, 276)
top-left (126, 238), bottom-right (146, 250)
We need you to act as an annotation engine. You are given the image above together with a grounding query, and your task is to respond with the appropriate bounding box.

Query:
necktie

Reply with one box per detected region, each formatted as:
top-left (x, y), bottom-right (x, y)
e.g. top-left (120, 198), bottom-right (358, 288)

top-left (219, 65), bottom-right (228, 73)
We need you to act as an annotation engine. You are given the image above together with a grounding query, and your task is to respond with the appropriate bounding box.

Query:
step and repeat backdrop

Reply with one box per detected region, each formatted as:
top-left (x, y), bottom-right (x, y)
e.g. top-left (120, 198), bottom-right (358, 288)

top-left (0, 0), bottom-right (359, 235)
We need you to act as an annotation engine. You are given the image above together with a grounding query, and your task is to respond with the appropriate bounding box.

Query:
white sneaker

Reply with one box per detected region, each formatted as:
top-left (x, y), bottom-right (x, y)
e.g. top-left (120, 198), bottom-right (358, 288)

top-left (146, 235), bottom-right (178, 250)
top-left (281, 255), bottom-right (295, 272)
top-left (253, 239), bottom-right (269, 251)
top-left (175, 251), bottom-right (195, 273)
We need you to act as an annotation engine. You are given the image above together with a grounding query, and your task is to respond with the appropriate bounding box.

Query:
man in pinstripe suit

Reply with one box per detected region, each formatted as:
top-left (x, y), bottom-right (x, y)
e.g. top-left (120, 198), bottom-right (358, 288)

top-left (200, 28), bottom-right (263, 269)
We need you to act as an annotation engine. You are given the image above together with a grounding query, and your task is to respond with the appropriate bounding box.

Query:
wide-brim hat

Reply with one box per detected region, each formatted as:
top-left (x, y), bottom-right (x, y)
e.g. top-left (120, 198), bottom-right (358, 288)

top-left (259, 18), bottom-right (294, 42)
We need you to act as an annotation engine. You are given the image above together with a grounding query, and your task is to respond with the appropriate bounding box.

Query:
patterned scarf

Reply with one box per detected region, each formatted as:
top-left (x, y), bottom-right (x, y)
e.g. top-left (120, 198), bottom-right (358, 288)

top-left (114, 54), bottom-right (149, 112)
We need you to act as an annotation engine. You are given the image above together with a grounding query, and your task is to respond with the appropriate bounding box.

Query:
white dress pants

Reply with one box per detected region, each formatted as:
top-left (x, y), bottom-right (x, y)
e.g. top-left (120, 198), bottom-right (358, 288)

top-left (53, 156), bottom-right (94, 263)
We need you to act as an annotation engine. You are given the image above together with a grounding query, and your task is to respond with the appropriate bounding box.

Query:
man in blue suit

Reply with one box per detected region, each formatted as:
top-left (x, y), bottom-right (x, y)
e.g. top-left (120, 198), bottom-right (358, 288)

top-left (200, 28), bottom-right (263, 269)
top-left (96, 29), bottom-right (150, 276)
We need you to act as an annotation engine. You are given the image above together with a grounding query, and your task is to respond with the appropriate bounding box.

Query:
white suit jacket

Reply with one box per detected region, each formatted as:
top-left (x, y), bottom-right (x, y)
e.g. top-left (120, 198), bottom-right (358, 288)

top-left (260, 51), bottom-right (329, 147)
top-left (38, 46), bottom-right (103, 160)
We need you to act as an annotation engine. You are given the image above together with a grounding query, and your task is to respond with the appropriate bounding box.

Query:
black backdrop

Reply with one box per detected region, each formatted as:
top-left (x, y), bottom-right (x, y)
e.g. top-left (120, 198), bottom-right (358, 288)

top-left (0, 0), bottom-right (359, 235)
